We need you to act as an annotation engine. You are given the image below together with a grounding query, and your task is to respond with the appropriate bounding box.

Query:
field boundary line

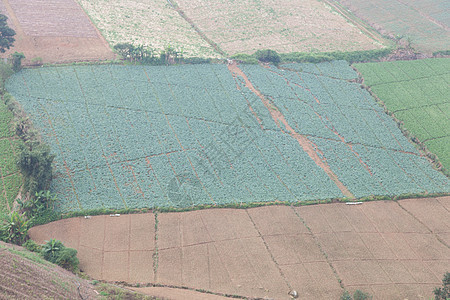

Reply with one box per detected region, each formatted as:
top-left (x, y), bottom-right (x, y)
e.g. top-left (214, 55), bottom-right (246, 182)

top-left (153, 212), bottom-right (159, 282)
top-left (324, 0), bottom-right (387, 45)
top-left (169, 0), bottom-right (227, 57)
top-left (368, 73), bottom-right (450, 87)
top-left (395, 199), bottom-right (450, 249)
top-left (289, 205), bottom-right (345, 290)
top-left (395, 0), bottom-right (449, 31)
top-left (244, 209), bottom-right (292, 291)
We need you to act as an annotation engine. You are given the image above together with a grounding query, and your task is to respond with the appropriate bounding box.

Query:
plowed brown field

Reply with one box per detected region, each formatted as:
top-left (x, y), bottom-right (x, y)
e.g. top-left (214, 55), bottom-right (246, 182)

top-left (0, 0), bottom-right (114, 64)
top-left (29, 197), bottom-right (450, 300)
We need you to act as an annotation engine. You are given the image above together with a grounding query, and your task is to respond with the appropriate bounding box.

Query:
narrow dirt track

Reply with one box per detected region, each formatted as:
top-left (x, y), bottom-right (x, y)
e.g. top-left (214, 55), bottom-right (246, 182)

top-left (228, 62), bottom-right (354, 199)
top-left (29, 197), bottom-right (450, 300)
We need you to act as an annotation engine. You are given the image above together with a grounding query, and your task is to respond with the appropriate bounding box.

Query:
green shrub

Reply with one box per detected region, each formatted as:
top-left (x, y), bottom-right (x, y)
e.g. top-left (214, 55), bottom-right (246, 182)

top-left (11, 52), bottom-right (24, 72)
top-left (353, 290), bottom-right (372, 300)
top-left (434, 272), bottom-right (450, 300)
top-left (230, 53), bottom-right (259, 64)
top-left (254, 49), bottom-right (281, 64)
top-left (22, 239), bottom-right (42, 253)
top-left (42, 239), bottom-right (65, 262)
top-left (55, 247), bottom-right (79, 272)
top-left (42, 239), bottom-right (79, 272)
top-left (16, 143), bottom-right (54, 196)
top-left (0, 211), bottom-right (30, 245)
top-left (341, 290), bottom-right (372, 300)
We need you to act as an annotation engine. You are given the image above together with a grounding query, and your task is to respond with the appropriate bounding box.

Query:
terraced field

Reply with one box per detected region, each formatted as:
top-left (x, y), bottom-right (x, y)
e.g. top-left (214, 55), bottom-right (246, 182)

top-left (0, 101), bottom-right (22, 215)
top-left (6, 62), bottom-right (449, 212)
top-left (355, 58), bottom-right (450, 170)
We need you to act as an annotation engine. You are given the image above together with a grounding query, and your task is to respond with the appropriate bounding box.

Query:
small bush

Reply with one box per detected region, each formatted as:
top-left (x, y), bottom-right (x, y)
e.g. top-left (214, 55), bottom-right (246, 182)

top-left (22, 239), bottom-right (42, 253)
top-left (341, 290), bottom-right (372, 300)
top-left (0, 211), bottom-right (30, 245)
top-left (55, 247), bottom-right (79, 272)
top-left (11, 51), bottom-right (25, 72)
top-left (434, 272), bottom-right (450, 300)
top-left (30, 57), bottom-right (43, 66)
top-left (41, 239), bottom-right (79, 272)
top-left (255, 49), bottom-right (281, 64)
top-left (230, 53), bottom-right (259, 64)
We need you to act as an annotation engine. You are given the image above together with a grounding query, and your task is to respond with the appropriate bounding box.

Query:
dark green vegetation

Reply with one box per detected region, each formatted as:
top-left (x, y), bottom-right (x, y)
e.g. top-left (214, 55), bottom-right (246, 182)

top-left (5, 63), bottom-right (449, 212)
top-left (0, 97), bottom-right (22, 215)
top-left (341, 289), bottom-right (372, 300)
top-left (354, 58), bottom-right (450, 173)
top-left (41, 239), bottom-right (79, 272)
top-left (231, 48), bottom-right (393, 64)
top-left (434, 272), bottom-right (450, 300)
top-left (0, 14), bottom-right (15, 53)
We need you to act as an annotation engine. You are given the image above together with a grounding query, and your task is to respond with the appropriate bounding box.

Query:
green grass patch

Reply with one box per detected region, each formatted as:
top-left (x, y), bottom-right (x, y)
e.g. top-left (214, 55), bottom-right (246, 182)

top-left (355, 58), bottom-right (450, 171)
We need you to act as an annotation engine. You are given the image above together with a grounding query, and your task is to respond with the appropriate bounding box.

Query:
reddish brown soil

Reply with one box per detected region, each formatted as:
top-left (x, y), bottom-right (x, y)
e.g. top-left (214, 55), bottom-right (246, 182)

top-left (0, 0), bottom-right (114, 64)
top-left (29, 197), bottom-right (450, 300)
top-left (0, 241), bottom-right (97, 300)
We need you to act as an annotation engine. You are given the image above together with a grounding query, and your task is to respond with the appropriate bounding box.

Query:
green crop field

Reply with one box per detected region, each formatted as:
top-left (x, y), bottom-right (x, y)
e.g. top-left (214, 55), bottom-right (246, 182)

top-left (336, 0), bottom-right (450, 52)
top-left (355, 58), bottom-right (450, 170)
top-left (0, 101), bottom-right (22, 215)
top-left (5, 62), bottom-right (449, 212)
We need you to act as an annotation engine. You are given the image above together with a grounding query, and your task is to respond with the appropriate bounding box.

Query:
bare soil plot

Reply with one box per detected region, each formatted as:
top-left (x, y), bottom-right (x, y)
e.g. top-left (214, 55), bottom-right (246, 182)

top-left (29, 197), bottom-right (450, 300)
top-left (76, 0), bottom-right (220, 58)
top-left (296, 198), bottom-right (450, 300)
top-left (336, 0), bottom-right (450, 52)
top-left (0, 0), bottom-right (114, 64)
top-left (173, 0), bottom-right (386, 55)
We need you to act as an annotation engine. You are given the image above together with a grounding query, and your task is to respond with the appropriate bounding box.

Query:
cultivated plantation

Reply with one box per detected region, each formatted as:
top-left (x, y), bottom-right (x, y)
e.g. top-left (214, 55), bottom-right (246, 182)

top-left (6, 62), bottom-right (448, 211)
top-left (0, 0), bottom-right (449, 298)
top-left (355, 58), bottom-right (450, 170)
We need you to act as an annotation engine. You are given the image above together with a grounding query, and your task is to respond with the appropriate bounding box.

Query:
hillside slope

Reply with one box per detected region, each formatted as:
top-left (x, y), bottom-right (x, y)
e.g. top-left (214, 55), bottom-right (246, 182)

top-left (0, 241), bottom-right (97, 299)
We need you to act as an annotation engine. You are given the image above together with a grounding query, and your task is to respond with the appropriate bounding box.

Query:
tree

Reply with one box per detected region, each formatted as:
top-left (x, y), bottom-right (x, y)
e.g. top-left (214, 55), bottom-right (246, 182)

top-left (434, 272), bottom-right (450, 300)
top-left (0, 211), bottom-right (30, 245)
top-left (11, 51), bottom-right (24, 72)
top-left (0, 14), bottom-right (15, 53)
top-left (255, 49), bottom-right (281, 64)
top-left (16, 143), bottom-right (55, 196)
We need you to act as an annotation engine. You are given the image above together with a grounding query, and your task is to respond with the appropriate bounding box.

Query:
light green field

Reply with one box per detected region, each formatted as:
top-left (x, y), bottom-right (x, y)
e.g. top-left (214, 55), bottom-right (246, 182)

top-left (355, 58), bottom-right (450, 170)
top-left (0, 101), bottom-right (22, 215)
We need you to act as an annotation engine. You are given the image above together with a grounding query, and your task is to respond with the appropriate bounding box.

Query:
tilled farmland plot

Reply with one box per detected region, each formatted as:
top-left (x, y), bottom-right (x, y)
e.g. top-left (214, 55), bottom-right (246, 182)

top-left (0, 0), bottom-right (114, 63)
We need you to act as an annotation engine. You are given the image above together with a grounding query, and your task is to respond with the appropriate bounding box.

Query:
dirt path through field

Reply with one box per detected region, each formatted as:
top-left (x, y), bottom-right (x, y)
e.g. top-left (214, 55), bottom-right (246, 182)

top-left (29, 197), bottom-right (450, 300)
top-left (228, 61), bottom-right (354, 198)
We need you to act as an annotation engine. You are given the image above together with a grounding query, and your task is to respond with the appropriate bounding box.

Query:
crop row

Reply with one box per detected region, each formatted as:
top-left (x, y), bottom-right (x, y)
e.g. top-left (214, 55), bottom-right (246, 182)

top-left (355, 58), bottom-right (449, 170)
top-left (6, 63), bottom-right (449, 211)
